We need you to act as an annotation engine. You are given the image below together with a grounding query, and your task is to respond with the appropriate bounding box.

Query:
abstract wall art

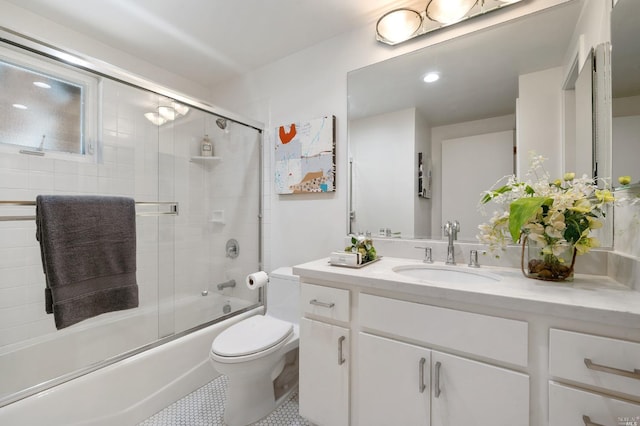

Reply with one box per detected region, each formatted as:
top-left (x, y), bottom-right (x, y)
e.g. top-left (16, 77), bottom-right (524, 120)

top-left (275, 115), bottom-right (336, 194)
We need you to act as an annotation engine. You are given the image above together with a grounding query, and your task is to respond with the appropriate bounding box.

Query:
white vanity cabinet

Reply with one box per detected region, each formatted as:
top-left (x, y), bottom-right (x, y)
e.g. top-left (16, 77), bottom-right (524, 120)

top-left (299, 283), bottom-right (351, 426)
top-left (358, 294), bottom-right (529, 426)
top-left (548, 329), bottom-right (640, 425)
top-left (357, 333), bottom-right (529, 426)
top-left (358, 333), bottom-right (431, 426)
top-left (294, 256), bottom-right (640, 426)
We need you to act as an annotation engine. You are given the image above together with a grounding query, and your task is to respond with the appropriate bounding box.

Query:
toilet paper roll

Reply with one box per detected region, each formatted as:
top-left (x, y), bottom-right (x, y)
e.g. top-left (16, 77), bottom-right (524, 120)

top-left (246, 271), bottom-right (269, 290)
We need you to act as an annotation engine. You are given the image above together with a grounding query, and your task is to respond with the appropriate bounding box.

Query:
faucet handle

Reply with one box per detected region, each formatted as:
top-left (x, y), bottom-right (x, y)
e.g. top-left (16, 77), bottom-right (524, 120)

top-left (415, 246), bottom-right (433, 263)
top-left (468, 249), bottom-right (480, 268)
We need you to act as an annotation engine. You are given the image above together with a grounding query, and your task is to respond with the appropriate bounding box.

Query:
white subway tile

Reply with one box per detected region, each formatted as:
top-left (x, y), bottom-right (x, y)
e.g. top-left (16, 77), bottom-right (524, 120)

top-left (101, 144), bottom-right (118, 164)
top-left (0, 228), bottom-right (32, 248)
top-left (27, 156), bottom-right (55, 172)
top-left (0, 286), bottom-right (26, 308)
top-left (54, 159), bottom-right (79, 175)
top-left (54, 173), bottom-right (80, 192)
top-left (0, 169), bottom-right (28, 189)
top-left (0, 154), bottom-right (29, 170)
top-left (27, 171), bottom-right (55, 191)
top-left (0, 247), bottom-right (30, 268)
top-left (0, 266), bottom-right (30, 288)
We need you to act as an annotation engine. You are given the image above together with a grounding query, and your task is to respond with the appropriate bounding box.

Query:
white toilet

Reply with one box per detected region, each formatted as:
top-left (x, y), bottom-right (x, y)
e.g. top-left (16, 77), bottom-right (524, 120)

top-left (210, 267), bottom-right (300, 426)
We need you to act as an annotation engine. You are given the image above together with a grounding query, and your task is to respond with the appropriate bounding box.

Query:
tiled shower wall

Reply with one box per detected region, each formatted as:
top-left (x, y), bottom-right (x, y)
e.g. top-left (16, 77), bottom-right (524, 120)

top-left (0, 75), bottom-right (261, 349)
top-left (0, 80), bottom-right (162, 348)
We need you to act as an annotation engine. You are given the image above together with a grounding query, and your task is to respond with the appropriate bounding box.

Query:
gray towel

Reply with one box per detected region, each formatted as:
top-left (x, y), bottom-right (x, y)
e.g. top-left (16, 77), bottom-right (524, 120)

top-left (36, 195), bottom-right (138, 329)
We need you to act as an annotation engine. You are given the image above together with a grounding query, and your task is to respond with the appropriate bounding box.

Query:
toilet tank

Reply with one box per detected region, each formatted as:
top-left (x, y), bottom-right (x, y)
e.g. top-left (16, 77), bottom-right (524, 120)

top-left (267, 267), bottom-right (300, 325)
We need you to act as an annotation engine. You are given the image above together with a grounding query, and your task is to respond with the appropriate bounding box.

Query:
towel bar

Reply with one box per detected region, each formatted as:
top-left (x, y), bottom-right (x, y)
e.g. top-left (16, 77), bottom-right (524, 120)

top-left (0, 200), bottom-right (179, 221)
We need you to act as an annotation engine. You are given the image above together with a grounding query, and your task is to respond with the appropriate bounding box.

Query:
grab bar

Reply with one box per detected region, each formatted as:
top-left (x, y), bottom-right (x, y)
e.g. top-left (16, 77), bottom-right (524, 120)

top-left (0, 200), bottom-right (179, 221)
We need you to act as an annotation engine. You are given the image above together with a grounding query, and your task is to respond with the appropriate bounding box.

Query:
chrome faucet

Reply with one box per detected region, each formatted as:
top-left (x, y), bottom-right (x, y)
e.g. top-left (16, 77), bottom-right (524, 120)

top-left (444, 220), bottom-right (460, 265)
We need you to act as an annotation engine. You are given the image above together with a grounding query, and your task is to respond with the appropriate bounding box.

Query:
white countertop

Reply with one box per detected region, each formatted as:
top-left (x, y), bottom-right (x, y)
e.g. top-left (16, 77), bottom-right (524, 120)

top-left (293, 256), bottom-right (640, 328)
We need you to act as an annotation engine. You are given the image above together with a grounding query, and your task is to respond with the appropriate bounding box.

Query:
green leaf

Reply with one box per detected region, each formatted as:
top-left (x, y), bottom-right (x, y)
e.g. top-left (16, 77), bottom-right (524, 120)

top-left (480, 185), bottom-right (512, 204)
top-left (508, 197), bottom-right (550, 242)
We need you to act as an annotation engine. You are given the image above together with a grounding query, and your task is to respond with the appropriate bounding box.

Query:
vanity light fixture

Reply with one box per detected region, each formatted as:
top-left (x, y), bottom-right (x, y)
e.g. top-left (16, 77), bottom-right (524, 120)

top-left (144, 112), bottom-right (167, 126)
top-left (12, 103), bottom-right (28, 110)
top-left (158, 105), bottom-right (177, 120)
top-left (375, 0), bottom-right (525, 45)
top-left (376, 8), bottom-right (423, 45)
top-left (144, 102), bottom-right (189, 126)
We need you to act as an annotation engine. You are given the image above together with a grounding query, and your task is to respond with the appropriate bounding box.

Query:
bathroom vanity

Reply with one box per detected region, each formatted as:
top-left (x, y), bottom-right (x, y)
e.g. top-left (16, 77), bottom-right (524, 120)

top-left (293, 257), bottom-right (640, 426)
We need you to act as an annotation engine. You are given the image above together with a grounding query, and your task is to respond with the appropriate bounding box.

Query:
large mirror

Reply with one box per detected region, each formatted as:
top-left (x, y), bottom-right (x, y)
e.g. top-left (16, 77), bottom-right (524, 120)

top-left (347, 0), bottom-right (611, 242)
top-left (610, 0), bottom-right (640, 182)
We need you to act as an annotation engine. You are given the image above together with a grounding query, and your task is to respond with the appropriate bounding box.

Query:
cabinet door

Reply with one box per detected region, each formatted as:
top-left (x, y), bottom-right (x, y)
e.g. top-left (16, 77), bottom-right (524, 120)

top-left (299, 317), bottom-right (350, 426)
top-left (431, 351), bottom-right (529, 426)
top-left (358, 333), bottom-right (431, 426)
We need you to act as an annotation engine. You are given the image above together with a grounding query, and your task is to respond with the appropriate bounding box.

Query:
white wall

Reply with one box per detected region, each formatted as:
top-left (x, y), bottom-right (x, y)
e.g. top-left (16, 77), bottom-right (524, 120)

top-left (517, 67), bottom-right (564, 177)
top-left (414, 112), bottom-right (432, 238)
top-left (210, 0), bottom-right (570, 270)
top-left (350, 109), bottom-right (415, 238)
top-left (430, 114), bottom-right (516, 236)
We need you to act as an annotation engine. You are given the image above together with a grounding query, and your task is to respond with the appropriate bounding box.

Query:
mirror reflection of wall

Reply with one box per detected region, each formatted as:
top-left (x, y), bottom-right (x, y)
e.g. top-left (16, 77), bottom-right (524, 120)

top-left (611, 0), bottom-right (640, 182)
top-left (347, 1), bottom-right (584, 241)
top-left (350, 108), bottom-right (431, 239)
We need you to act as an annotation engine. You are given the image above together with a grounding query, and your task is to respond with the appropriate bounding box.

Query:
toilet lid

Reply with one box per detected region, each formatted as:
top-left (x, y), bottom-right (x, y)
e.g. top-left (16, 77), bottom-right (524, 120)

top-left (212, 315), bottom-right (293, 357)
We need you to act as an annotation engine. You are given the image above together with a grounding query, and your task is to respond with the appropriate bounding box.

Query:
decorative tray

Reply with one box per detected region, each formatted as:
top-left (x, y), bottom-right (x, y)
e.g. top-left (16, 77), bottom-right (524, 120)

top-left (328, 256), bottom-right (382, 269)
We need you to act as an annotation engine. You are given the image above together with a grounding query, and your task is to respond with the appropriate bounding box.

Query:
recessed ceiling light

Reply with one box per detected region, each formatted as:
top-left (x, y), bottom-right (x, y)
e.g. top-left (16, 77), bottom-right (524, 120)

top-left (423, 72), bottom-right (440, 83)
top-left (12, 104), bottom-right (28, 110)
top-left (33, 81), bottom-right (52, 89)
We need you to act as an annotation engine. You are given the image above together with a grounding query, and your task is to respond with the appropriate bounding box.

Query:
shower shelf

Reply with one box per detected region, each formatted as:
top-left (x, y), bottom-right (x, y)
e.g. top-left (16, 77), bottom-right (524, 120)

top-left (190, 156), bottom-right (221, 162)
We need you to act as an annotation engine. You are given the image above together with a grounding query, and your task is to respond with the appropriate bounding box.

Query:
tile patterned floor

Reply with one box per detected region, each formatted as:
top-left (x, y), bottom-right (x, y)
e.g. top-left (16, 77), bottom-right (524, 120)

top-left (138, 375), bottom-right (311, 426)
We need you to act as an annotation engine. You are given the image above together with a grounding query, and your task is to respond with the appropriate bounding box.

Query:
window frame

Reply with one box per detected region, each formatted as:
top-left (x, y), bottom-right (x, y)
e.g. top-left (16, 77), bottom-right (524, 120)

top-left (0, 43), bottom-right (100, 162)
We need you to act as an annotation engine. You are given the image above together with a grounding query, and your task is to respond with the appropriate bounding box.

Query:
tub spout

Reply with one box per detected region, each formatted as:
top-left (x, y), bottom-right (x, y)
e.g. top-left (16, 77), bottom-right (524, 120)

top-left (217, 279), bottom-right (236, 290)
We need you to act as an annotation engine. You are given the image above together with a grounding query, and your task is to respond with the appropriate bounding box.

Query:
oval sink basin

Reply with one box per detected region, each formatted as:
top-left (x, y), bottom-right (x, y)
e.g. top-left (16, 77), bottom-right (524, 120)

top-left (392, 265), bottom-right (501, 284)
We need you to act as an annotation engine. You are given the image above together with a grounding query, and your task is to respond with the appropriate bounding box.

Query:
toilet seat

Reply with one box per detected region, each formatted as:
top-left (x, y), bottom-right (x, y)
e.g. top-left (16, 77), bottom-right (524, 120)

top-left (211, 315), bottom-right (293, 362)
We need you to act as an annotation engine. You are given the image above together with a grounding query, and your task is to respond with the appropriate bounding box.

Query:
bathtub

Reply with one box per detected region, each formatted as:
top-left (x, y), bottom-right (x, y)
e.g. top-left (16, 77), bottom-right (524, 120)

top-left (0, 297), bottom-right (261, 425)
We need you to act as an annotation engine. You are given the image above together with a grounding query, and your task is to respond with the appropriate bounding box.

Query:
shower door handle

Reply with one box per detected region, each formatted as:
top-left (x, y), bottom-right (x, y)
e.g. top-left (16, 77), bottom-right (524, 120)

top-left (338, 336), bottom-right (346, 365)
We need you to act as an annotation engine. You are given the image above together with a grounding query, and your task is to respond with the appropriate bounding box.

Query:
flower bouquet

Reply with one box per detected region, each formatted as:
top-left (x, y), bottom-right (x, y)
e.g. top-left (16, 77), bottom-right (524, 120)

top-left (345, 234), bottom-right (377, 264)
top-left (477, 154), bottom-right (616, 281)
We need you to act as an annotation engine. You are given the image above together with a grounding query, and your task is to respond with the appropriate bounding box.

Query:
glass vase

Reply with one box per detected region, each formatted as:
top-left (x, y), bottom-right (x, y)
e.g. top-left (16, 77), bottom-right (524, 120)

top-left (521, 235), bottom-right (576, 282)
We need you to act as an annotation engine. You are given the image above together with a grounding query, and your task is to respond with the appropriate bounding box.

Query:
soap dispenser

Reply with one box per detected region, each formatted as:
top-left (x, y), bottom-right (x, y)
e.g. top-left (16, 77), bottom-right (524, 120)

top-left (201, 134), bottom-right (213, 157)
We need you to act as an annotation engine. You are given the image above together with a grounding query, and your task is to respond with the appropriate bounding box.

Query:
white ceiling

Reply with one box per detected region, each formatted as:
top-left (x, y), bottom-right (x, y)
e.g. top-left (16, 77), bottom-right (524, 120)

top-left (5, 0), bottom-right (414, 88)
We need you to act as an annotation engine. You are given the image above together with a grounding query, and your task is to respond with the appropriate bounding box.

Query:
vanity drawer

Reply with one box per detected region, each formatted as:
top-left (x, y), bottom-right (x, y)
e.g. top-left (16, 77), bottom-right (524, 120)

top-left (300, 283), bottom-right (350, 322)
top-left (549, 382), bottom-right (640, 426)
top-left (359, 293), bottom-right (528, 367)
top-left (549, 329), bottom-right (640, 399)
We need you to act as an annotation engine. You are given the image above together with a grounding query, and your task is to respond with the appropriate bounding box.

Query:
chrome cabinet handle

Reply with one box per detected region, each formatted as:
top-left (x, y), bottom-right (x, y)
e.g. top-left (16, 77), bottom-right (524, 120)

top-left (582, 415), bottom-right (605, 426)
top-left (419, 357), bottom-right (426, 393)
top-left (310, 299), bottom-right (335, 308)
top-left (434, 361), bottom-right (441, 398)
top-left (338, 336), bottom-right (346, 365)
top-left (584, 358), bottom-right (640, 380)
